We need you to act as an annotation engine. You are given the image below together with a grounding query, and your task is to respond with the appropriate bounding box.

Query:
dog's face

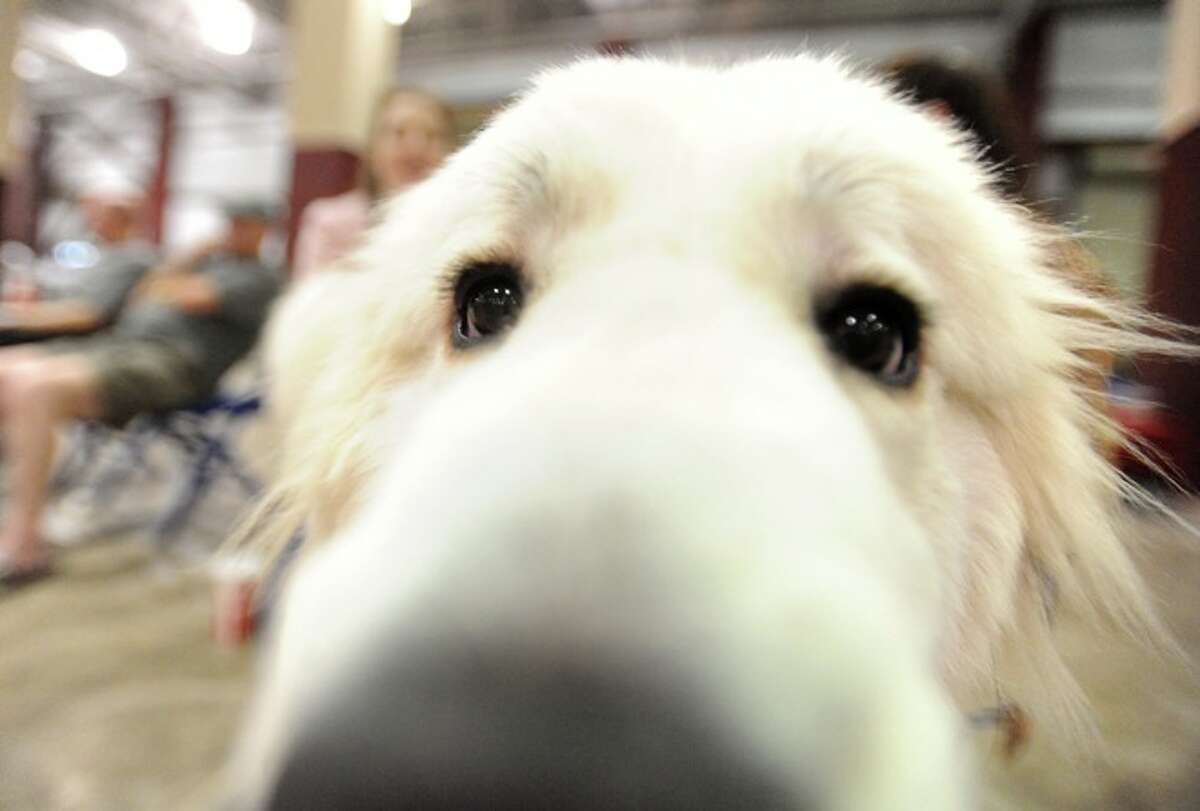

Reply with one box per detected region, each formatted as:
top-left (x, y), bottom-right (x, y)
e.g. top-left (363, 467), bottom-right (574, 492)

top-left (235, 57), bottom-right (1148, 809)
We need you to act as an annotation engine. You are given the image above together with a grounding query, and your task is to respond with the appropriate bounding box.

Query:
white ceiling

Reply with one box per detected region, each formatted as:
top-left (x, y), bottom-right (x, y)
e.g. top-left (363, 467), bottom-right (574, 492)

top-left (14, 0), bottom-right (1163, 112)
top-left (17, 0), bottom-right (289, 110)
top-left (11, 0), bottom-right (1167, 141)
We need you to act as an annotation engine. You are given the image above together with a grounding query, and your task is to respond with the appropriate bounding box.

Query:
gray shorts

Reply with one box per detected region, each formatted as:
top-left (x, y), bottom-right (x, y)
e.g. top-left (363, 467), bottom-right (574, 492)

top-left (46, 337), bottom-right (208, 426)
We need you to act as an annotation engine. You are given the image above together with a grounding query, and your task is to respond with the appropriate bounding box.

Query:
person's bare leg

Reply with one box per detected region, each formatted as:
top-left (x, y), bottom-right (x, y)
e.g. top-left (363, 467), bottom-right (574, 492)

top-left (0, 355), bottom-right (103, 569)
top-left (0, 346), bottom-right (45, 421)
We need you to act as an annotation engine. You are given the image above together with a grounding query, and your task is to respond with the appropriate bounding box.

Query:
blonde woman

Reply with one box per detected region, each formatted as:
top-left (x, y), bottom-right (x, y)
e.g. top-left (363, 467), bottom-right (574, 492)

top-left (293, 88), bottom-right (456, 278)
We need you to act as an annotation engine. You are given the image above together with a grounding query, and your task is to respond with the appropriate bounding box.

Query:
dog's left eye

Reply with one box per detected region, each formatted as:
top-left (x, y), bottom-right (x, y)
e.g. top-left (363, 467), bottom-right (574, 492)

top-left (819, 285), bottom-right (921, 387)
top-left (454, 263), bottom-right (524, 347)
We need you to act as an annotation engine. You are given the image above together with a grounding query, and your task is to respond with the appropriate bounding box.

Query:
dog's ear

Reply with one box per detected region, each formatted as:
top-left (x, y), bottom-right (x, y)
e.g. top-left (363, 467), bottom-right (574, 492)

top-left (262, 269), bottom-right (364, 454)
top-left (1042, 237), bottom-right (1120, 410)
top-left (239, 263), bottom-right (440, 562)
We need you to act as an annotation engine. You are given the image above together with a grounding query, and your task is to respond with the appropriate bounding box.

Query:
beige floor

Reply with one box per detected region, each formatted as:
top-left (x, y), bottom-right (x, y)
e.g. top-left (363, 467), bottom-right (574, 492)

top-left (0, 501), bottom-right (1197, 810)
top-left (982, 499), bottom-right (1200, 810)
top-left (0, 538), bottom-right (252, 811)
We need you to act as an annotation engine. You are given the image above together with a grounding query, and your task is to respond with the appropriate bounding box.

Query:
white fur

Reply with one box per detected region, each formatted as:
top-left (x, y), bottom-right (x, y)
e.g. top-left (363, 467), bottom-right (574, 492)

top-left (231, 55), bottom-right (1183, 808)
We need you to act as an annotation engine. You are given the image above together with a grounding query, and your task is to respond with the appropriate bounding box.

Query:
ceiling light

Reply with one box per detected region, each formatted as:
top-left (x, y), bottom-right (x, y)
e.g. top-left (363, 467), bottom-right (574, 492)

top-left (12, 49), bottom-right (47, 81)
top-left (190, 0), bottom-right (256, 55)
top-left (382, 0), bottom-right (412, 26)
top-left (70, 29), bottom-right (128, 77)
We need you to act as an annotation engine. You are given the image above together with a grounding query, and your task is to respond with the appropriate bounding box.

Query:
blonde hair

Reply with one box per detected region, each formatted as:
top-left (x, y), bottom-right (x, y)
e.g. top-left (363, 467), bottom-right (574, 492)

top-left (360, 86), bottom-right (457, 201)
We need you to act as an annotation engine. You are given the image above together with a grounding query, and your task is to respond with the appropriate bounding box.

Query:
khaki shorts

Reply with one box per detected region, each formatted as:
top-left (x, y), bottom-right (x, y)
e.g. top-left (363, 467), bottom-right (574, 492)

top-left (45, 337), bottom-right (208, 426)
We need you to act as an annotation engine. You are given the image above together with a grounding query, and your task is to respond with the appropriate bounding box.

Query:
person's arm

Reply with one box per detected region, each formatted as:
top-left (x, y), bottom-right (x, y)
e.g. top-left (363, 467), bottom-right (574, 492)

top-left (126, 236), bottom-right (230, 313)
top-left (0, 299), bottom-right (106, 334)
top-left (131, 272), bottom-right (222, 315)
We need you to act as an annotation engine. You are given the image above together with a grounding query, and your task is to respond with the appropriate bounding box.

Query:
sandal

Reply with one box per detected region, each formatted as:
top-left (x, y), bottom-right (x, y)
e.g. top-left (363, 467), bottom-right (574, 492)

top-left (0, 552), bottom-right (54, 590)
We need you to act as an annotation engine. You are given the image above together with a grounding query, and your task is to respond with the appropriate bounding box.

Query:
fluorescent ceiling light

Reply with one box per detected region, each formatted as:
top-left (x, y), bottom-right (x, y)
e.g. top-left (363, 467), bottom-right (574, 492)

top-left (382, 0), bottom-right (413, 26)
top-left (70, 29), bottom-right (128, 77)
top-left (190, 0), bottom-right (256, 55)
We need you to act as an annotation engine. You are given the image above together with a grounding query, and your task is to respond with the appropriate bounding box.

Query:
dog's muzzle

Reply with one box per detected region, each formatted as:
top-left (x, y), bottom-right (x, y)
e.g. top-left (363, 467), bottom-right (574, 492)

top-left (234, 307), bottom-right (967, 810)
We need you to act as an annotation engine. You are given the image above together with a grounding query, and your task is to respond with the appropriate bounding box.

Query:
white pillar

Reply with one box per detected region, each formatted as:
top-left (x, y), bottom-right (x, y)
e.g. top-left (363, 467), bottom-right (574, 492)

top-left (289, 0), bottom-right (399, 151)
top-left (0, 0), bottom-right (28, 176)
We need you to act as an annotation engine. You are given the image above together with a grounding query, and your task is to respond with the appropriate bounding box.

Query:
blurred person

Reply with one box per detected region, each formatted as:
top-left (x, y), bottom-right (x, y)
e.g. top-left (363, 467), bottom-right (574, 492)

top-left (0, 191), bottom-right (157, 344)
top-left (292, 87), bottom-right (456, 278)
top-left (0, 202), bottom-right (282, 586)
top-left (882, 53), bottom-right (1028, 199)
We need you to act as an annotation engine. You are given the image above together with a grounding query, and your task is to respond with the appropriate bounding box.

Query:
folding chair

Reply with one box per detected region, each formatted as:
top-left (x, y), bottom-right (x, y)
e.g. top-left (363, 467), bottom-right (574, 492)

top-left (51, 392), bottom-right (263, 550)
top-left (148, 393), bottom-right (263, 548)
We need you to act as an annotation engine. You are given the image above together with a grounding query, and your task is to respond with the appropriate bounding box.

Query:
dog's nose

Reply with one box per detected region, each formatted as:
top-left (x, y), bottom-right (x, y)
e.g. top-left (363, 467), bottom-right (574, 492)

top-left (261, 643), bottom-right (799, 811)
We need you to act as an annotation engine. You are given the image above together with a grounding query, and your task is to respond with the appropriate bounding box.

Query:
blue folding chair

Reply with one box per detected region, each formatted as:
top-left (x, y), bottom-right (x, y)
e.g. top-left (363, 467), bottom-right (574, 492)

top-left (52, 392), bottom-right (264, 550)
top-left (148, 393), bottom-right (263, 548)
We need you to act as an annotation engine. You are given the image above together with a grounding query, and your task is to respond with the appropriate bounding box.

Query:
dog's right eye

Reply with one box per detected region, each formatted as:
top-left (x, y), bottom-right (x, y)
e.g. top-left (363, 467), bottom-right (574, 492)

top-left (454, 263), bottom-right (524, 348)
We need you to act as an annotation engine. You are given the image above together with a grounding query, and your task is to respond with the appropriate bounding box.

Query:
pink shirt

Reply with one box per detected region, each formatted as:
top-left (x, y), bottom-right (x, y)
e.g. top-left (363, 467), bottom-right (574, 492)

top-left (292, 190), bottom-right (371, 279)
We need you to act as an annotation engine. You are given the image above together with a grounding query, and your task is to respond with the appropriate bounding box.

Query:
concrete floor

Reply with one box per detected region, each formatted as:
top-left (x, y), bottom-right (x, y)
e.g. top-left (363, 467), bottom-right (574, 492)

top-left (0, 538), bottom-right (252, 811)
top-left (982, 499), bottom-right (1200, 810)
top-left (0, 497), bottom-right (1197, 810)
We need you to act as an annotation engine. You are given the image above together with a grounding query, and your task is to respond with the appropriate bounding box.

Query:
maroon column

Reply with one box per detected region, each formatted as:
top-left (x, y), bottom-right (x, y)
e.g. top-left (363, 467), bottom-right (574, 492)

top-left (1144, 125), bottom-right (1200, 488)
top-left (0, 165), bottom-right (32, 245)
top-left (286, 147), bottom-right (360, 270)
top-left (0, 173), bottom-right (7, 240)
top-left (1004, 8), bottom-right (1053, 198)
top-left (1, 166), bottom-right (33, 246)
top-left (145, 96), bottom-right (175, 245)
top-left (0, 112), bottom-right (49, 248)
top-left (1142, 0), bottom-right (1200, 489)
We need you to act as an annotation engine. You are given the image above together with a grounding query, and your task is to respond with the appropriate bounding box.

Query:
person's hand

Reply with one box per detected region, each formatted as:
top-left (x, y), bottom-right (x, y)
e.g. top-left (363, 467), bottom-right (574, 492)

top-left (130, 272), bottom-right (220, 314)
top-left (133, 273), bottom-right (192, 305)
top-left (131, 232), bottom-right (228, 303)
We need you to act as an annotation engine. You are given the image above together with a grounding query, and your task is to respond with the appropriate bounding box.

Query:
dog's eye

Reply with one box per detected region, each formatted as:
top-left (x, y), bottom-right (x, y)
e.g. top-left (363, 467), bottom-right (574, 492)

top-left (819, 285), bottom-right (921, 387)
top-left (454, 263), bottom-right (524, 347)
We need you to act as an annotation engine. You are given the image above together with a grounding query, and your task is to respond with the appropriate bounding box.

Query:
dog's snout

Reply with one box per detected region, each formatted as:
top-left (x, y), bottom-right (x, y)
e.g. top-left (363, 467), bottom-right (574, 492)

top-left (262, 644), bottom-right (798, 811)
top-left (239, 348), bottom-right (964, 811)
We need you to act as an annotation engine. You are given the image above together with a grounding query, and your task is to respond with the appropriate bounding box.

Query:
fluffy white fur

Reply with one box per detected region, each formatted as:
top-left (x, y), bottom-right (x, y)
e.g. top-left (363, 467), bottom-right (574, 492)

top-left (231, 55), bottom-right (1187, 808)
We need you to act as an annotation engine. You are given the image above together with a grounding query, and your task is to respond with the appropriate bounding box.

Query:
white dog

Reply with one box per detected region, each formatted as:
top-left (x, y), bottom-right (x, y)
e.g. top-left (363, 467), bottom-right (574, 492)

top-left (229, 55), bottom-right (1180, 810)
